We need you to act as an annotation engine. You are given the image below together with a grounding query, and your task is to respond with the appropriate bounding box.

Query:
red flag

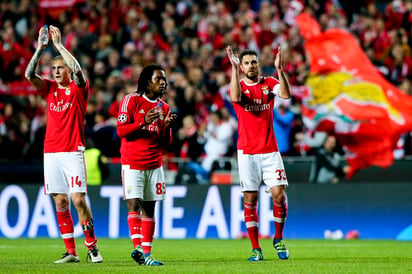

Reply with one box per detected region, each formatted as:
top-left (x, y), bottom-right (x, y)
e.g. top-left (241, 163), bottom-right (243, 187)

top-left (38, 0), bottom-right (80, 19)
top-left (295, 13), bottom-right (412, 178)
top-left (39, 0), bottom-right (79, 9)
top-left (38, 0), bottom-right (77, 9)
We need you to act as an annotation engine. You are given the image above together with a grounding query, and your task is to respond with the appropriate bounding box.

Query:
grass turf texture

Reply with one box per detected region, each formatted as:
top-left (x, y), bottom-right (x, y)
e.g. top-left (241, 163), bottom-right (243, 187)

top-left (0, 239), bottom-right (411, 273)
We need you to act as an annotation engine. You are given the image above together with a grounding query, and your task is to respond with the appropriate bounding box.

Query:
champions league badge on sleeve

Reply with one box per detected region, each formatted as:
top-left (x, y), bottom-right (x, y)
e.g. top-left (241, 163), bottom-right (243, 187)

top-left (118, 113), bottom-right (127, 123)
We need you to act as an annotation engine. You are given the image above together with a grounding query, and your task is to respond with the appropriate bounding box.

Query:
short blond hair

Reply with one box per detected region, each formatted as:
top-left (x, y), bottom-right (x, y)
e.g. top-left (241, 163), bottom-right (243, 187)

top-left (51, 55), bottom-right (67, 66)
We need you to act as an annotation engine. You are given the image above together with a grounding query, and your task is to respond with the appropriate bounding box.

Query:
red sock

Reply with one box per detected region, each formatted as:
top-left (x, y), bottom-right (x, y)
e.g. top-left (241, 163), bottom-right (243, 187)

top-left (56, 207), bottom-right (77, 256)
top-left (128, 212), bottom-right (142, 248)
top-left (244, 203), bottom-right (260, 250)
top-left (141, 217), bottom-right (155, 255)
top-left (81, 219), bottom-right (97, 249)
top-left (273, 200), bottom-right (287, 240)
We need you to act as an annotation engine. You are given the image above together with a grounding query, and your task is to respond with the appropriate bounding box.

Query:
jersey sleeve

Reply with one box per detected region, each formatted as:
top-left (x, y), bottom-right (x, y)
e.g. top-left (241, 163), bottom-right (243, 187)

top-left (80, 79), bottom-right (89, 96)
top-left (72, 79), bottom-right (89, 102)
top-left (116, 95), bottom-right (146, 138)
top-left (268, 77), bottom-right (280, 96)
top-left (228, 81), bottom-right (252, 105)
top-left (272, 83), bottom-right (280, 96)
top-left (39, 78), bottom-right (53, 97)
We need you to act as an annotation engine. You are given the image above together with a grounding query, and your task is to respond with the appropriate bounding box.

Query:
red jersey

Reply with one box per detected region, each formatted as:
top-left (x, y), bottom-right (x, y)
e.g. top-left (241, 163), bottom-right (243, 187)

top-left (117, 93), bottom-right (172, 170)
top-left (229, 76), bottom-right (280, 154)
top-left (40, 79), bottom-right (88, 153)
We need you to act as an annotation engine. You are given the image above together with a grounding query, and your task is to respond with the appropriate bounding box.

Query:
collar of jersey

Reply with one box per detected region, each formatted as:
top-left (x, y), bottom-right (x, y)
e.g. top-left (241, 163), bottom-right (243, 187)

top-left (142, 94), bottom-right (159, 103)
top-left (241, 77), bottom-right (262, 86)
top-left (56, 80), bottom-right (73, 90)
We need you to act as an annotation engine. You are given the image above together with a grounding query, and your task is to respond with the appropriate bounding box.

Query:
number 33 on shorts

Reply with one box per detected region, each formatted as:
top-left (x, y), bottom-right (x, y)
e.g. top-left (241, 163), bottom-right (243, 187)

top-left (275, 169), bottom-right (287, 181)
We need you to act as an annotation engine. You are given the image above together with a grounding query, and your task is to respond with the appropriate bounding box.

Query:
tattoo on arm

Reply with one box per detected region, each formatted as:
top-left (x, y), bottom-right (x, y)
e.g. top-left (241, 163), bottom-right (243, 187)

top-left (67, 60), bottom-right (78, 73)
top-left (25, 49), bottom-right (43, 79)
top-left (57, 45), bottom-right (86, 88)
top-left (74, 70), bottom-right (86, 87)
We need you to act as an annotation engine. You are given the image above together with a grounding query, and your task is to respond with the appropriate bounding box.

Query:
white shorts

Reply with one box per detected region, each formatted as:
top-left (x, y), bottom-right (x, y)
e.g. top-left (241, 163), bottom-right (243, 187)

top-left (44, 151), bottom-right (87, 194)
top-left (122, 165), bottom-right (166, 201)
top-left (237, 150), bottom-right (288, 193)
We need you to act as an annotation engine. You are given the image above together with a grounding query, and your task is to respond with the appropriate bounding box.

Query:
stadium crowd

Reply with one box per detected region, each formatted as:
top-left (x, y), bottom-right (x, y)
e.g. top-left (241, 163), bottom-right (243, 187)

top-left (1, 0), bottom-right (412, 171)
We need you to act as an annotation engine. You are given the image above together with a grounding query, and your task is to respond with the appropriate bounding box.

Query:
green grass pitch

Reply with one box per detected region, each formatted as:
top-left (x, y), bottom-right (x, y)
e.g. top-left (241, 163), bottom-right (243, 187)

top-left (0, 238), bottom-right (411, 273)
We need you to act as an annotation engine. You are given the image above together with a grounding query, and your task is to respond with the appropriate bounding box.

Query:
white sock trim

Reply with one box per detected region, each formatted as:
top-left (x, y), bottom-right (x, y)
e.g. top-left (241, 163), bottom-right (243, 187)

top-left (131, 234), bottom-right (143, 239)
top-left (61, 233), bottom-right (74, 239)
top-left (274, 217), bottom-right (286, 223)
top-left (246, 221), bottom-right (258, 228)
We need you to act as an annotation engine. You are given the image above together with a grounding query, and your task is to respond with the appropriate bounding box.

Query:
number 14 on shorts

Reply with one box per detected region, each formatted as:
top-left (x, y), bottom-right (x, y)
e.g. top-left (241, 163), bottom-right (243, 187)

top-left (71, 176), bottom-right (82, 187)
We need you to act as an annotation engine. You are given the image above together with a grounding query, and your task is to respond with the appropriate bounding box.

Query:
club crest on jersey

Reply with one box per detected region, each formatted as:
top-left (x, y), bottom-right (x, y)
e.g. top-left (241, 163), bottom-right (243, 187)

top-left (65, 87), bottom-right (71, 96)
top-left (118, 113), bottom-right (127, 123)
top-left (262, 85), bottom-right (269, 95)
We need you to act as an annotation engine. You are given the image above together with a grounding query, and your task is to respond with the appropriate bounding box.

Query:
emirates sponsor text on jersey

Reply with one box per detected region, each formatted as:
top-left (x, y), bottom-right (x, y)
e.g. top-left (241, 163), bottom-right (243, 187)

top-left (49, 100), bottom-right (73, 112)
top-left (142, 124), bottom-right (160, 133)
top-left (244, 103), bottom-right (270, 112)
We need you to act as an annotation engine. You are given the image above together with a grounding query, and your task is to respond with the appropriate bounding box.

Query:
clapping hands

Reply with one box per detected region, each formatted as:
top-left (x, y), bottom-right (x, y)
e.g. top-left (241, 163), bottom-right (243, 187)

top-left (226, 46), bottom-right (240, 67)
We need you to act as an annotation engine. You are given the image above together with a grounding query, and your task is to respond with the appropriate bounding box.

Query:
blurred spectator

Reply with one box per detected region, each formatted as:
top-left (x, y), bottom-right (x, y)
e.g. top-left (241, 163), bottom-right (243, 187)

top-left (364, 46), bottom-right (389, 77)
top-left (90, 109), bottom-right (120, 158)
top-left (273, 104), bottom-right (294, 155)
top-left (398, 78), bottom-right (412, 95)
top-left (220, 106), bottom-right (238, 152)
top-left (294, 130), bottom-right (328, 156)
top-left (261, 45), bottom-right (276, 76)
top-left (404, 132), bottom-right (412, 156)
top-left (199, 109), bottom-right (234, 174)
top-left (384, 43), bottom-right (412, 86)
top-left (0, 100), bottom-right (30, 161)
top-left (176, 114), bottom-right (203, 160)
top-left (24, 96), bottom-right (46, 163)
top-left (173, 114), bottom-right (205, 184)
top-left (309, 135), bottom-right (350, 184)
top-left (289, 114), bottom-right (305, 156)
top-left (385, 0), bottom-right (406, 31)
top-left (85, 138), bottom-right (109, 185)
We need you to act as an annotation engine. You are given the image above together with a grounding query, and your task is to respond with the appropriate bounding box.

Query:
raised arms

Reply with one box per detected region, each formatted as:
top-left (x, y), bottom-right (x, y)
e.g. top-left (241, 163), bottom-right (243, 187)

top-left (274, 46), bottom-right (291, 99)
top-left (25, 25), bottom-right (87, 89)
top-left (24, 26), bottom-right (48, 90)
top-left (226, 46), bottom-right (242, 103)
top-left (49, 25), bottom-right (86, 88)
